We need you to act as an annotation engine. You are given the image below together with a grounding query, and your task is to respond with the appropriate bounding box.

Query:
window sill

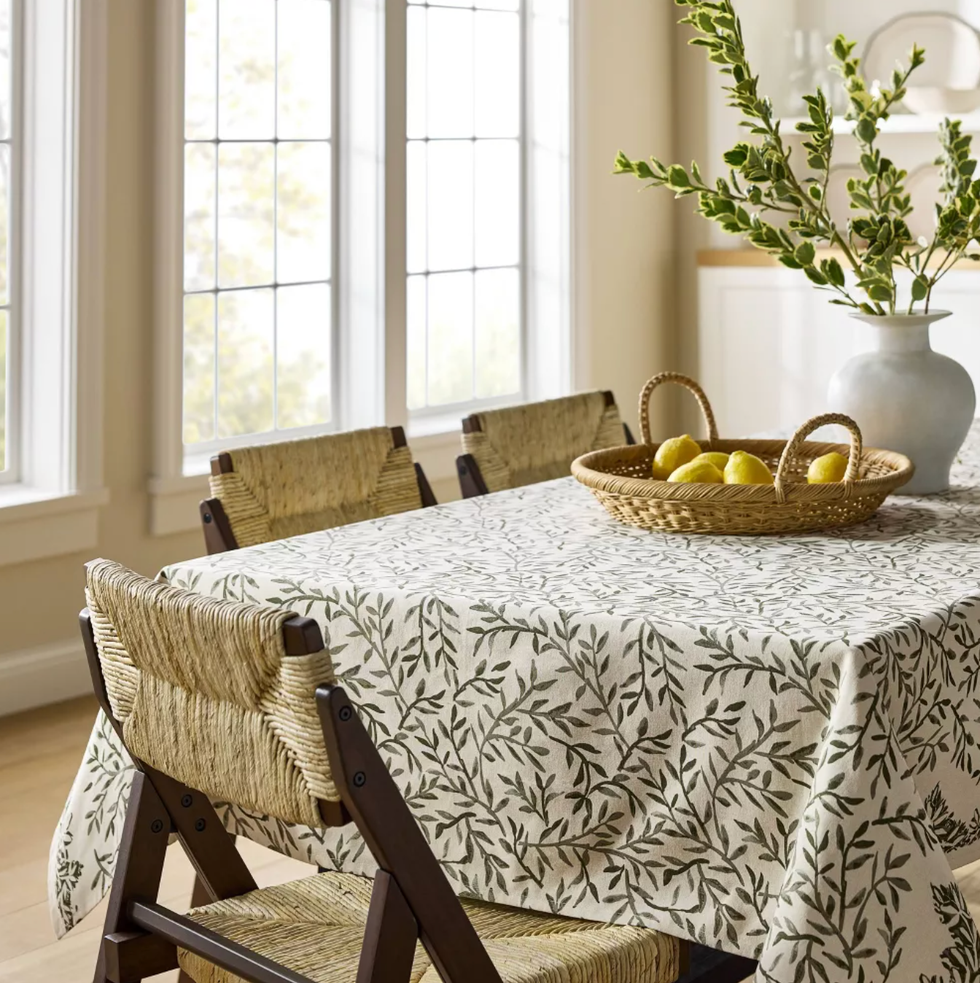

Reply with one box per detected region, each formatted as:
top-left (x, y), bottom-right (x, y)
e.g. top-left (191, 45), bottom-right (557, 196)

top-left (0, 487), bottom-right (109, 567)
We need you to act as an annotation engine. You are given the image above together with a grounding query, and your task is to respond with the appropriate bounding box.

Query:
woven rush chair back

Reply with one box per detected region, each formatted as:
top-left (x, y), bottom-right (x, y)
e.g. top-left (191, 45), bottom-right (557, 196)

top-left (458, 391), bottom-right (628, 496)
top-left (84, 558), bottom-right (339, 828)
top-left (204, 426), bottom-right (428, 552)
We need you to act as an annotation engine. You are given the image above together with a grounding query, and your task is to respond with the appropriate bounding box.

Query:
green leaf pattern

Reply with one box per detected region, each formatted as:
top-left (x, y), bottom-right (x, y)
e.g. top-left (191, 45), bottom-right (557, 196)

top-left (49, 427), bottom-right (980, 981)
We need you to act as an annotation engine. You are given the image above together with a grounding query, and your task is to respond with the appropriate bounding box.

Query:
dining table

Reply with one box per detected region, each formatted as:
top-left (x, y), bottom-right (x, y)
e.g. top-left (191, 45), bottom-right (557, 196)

top-left (49, 424), bottom-right (980, 983)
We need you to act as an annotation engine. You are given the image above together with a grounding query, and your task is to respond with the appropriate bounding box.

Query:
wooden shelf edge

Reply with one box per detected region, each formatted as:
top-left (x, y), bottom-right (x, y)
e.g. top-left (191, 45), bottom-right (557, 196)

top-left (697, 248), bottom-right (980, 271)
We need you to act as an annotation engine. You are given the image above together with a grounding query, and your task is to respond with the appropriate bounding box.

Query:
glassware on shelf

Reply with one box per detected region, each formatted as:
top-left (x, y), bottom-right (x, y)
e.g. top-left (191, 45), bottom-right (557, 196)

top-left (785, 28), bottom-right (848, 118)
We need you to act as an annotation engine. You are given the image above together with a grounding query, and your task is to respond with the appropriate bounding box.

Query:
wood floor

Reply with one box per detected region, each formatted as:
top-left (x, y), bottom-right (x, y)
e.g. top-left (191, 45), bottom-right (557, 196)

top-left (0, 696), bottom-right (311, 982)
top-left (3, 697), bottom-right (980, 982)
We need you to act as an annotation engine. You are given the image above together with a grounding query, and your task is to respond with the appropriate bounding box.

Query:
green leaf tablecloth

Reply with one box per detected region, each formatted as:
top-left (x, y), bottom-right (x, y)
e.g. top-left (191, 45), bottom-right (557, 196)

top-left (50, 428), bottom-right (980, 982)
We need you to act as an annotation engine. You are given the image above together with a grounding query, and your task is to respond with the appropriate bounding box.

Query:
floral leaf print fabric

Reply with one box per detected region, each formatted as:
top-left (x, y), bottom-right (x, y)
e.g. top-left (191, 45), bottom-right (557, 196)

top-left (51, 425), bottom-right (980, 982)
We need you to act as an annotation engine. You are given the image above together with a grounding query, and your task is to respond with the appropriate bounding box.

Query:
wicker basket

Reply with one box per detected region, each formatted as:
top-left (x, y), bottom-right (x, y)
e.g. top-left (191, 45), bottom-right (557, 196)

top-left (571, 372), bottom-right (915, 535)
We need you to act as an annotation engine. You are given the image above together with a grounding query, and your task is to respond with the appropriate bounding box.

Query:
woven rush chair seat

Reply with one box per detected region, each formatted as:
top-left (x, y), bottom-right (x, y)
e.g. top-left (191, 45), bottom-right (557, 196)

top-left (457, 391), bottom-right (630, 497)
top-left (201, 426), bottom-right (436, 553)
top-left (177, 870), bottom-right (679, 983)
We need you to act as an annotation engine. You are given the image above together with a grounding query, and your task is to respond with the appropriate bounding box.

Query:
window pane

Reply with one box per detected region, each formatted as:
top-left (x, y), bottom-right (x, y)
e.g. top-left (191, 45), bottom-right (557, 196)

top-left (218, 142), bottom-right (275, 287)
top-left (0, 310), bottom-right (6, 471)
top-left (183, 293), bottom-right (215, 444)
top-left (184, 143), bottom-right (216, 290)
top-left (218, 0), bottom-right (275, 140)
top-left (406, 7), bottom-right (426, 139)
top-left (217, 288), bottom-right (274, 438)
top-left (278, 0), bottom-right (331, 139)
top-left (277, 141), bottom-right (331, 284)
top-left (427, 271), bottom-right (473, 406)
top-left (406, 141), bottom-right (426, 273)
top-left (184, 0), bottom-right (335, 453)
top-left (427, 141), bottom-right (473, 271)
top-left (475, 11), bottom-right (519, 137)
top-left (407, 0), bottom-right (525, 413)
top-left (0, 144), bottom-right (8, 306)
top-left (277, 283), bottom-right (331, 428)
top-left (475, 140), bottom-right (519, 267)
top-left (185, 0), bottom-right (216, 140)
top-left (407, 275), bottom-right (427, 410)
top-left (0, 0), bottom-right (12, 141)
top-left (475, 268), bottom-right (520, 398)
top-left (427, 8), bottom-right (473, 138)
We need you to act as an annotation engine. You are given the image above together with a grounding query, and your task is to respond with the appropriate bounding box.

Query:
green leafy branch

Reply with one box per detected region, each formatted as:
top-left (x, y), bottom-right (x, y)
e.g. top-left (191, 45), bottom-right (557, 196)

top-left (614, 0), bottom-right (980, 316)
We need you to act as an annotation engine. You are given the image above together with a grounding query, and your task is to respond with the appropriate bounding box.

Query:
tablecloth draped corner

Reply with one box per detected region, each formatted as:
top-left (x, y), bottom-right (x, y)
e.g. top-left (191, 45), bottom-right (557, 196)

top-left (48, 422), bottom-right (980, 981)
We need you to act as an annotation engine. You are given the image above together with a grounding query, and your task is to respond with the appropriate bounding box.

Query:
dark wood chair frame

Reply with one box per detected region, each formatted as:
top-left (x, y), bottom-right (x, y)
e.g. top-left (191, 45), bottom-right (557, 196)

top-left (81, 609), bottom-right (513, 983)
top-left (199, 426), bottom-right (438, 555)
top-left (456, 391), bottom-right (637, 499)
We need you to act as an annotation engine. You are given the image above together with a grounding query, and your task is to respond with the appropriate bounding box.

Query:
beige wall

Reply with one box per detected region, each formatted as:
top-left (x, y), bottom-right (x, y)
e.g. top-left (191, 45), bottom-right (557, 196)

top-left (0, 1), bottom-right (677, 710)
top-left (673, 13), bottom-right (712, 436)
top-left (572, 0), bottom-right (677, 439)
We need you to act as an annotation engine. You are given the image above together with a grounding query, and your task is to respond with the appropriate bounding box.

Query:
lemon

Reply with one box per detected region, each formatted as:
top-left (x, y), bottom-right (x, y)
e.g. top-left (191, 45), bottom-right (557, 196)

top-left (807, 451), bottom-right (849, 484)
top-left (653, 435), bottom-right (701, 480)
top-left (724, 450), bottom-right (774, 485)
top-left (691, 451), bottom-right (730, 471)
top-left (667, 460), bottom-right (724, 484)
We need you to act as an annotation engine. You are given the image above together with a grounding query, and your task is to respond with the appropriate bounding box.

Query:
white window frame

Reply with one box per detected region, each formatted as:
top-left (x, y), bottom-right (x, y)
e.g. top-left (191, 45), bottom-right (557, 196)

top-left (151, 0), bottom-right (570, 531)
top-left (0, 0), bottom-right (108, 566)
top-left (0, 0), bottom-right (20, 486)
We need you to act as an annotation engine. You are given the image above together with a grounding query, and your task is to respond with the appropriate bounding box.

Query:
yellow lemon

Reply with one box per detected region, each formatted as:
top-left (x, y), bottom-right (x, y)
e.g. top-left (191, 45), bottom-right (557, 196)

top-left (653, 435), bottom-right (701, 480)
top-left (691, 451), bottom-right (730, 471)
top-left (724, 450), bottom-right (774, 485)
top-left (667, 460), bottom-right (724, 484)
top-left (807, 451), bottom-right (849, 484)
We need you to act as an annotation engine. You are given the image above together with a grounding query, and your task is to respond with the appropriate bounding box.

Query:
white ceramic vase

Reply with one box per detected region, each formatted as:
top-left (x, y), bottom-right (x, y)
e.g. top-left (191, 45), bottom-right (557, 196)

top-left (827, 311), bottom-right (975, 495)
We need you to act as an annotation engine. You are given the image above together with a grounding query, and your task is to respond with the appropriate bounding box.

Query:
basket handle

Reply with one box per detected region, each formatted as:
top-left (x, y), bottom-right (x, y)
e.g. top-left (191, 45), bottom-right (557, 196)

top-left (639, 372), bottom-right (719, 446)
top-left (774, 413), bottom-right (863, 504)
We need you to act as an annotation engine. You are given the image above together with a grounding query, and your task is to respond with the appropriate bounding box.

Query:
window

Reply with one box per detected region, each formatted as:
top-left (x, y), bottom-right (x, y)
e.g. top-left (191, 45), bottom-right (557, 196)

top-left (405, 0), bottom-right (522, 416)
top-left (0, 0), bottom-right (100, 500)
top-left (181, 0), bottom-right (335, 457)
top-left (0, 0), bottom-right (107, 566)
top-left (156, 0), bottom-right (569, 492)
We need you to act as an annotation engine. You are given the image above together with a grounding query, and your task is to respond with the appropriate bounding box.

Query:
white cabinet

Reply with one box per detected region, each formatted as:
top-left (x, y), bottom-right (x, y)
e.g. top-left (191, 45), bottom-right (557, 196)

top-left (698, 264), bottom-right (980, 439)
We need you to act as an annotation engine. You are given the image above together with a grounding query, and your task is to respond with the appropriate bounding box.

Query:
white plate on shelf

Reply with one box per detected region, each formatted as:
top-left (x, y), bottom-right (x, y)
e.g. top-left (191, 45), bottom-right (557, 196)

top-left (864, 13), bottom-right (980, 92)
top-left (902, 86), bottom-right (980, 116)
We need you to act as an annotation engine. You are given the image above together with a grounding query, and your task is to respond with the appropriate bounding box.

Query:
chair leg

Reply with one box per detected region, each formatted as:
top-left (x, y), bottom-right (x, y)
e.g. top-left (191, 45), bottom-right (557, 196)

top-left (95, 771), bottom-right (175, 983)
top-left (93, 945), bottom-right (108, 983)
top-left (356, 870), bottom-right (419, 983)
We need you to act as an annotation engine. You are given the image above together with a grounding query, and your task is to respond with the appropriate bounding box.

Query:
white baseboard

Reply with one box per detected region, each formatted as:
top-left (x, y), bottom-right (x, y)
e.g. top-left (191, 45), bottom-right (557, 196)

top-left (0, 639), bottom-right (92, 717)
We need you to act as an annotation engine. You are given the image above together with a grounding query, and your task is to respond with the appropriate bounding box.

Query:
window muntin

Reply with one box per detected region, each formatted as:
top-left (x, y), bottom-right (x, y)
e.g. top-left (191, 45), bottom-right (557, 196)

top-left (405, 0), bottom-right (523, 415)
top-left (182, 0), bottom-right (334, 453)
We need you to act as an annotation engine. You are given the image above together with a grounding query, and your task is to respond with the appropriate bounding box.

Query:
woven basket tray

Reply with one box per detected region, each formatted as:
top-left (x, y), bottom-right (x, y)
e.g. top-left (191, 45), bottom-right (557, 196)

top-left (571, 372), bottom-right (915, 535)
